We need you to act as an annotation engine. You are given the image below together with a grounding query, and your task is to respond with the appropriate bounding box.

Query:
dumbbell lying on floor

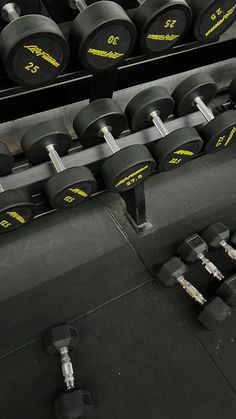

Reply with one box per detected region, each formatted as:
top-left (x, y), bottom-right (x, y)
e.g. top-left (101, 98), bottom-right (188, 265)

top-left (0, 0), bottom-right (69, 86)
top-left (158, 257), bottom-right (231, 329)
top-left (69, 0), bottom-right (137, 72)
top-left (21, 120), bottom-right (97, 210)
top-left (126, 86), bottom-right (203, 170)
top-left (73, 98), bottom-right (156, 192)
top-left (173, 73), bottom-right (236, 153)
top-left (45, 323), bottom-right (93, 419)
top-left (0, 142), bottom-right (35, 233)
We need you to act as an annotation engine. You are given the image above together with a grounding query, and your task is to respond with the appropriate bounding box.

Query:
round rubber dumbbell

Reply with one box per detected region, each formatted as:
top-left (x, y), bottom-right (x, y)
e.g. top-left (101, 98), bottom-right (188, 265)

top-left (126, 86), bottom-right (203, 170)
top-left (0, 1), bottom-right (69, 86)
top-left (173, 73), bottom-right (236, 153)
top-left (202, 222), bottom-right (236, 261)
top-left (133, 0), bottom-right (192, 54)
top-left (69, 0), bottom-right (137, 72)
top-left (73, 98), bottom-right (156, 192)
top-left (0, 142), bottom-right (35, 233)
top-left (158, 257), bottom-right (231, 329)
top-left (178, 233), bottom-right (224, 281)
top-left (45, 323), bottom-right (93, 419)
top-left (187, 0), bottom-right (236, 42)
top-left (21, 120), bottom-right (97, 210)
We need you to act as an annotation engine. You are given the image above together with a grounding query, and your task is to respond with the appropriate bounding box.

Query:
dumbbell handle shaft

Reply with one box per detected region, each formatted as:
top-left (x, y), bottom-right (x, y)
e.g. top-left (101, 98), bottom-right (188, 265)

top-left (46, 145), bottom-right (66, 173)
top-left (150, 111), bottom-right (169, 137)
top-left (177, 275), bottom-right (206, 305)
top-left (220, 240), bottom-right (236, 261)
top-left (194, 97), bottom-right (214, 122)
top-left (1, 3), bottom-right (20, 22)
top-left (100, 126), bottom-right (120, 153)
top-left (73, 0), bottom-right (87, 11)
top-left (197, 253), bottom-right (224, 281)
top-left (0, 184), bottom-right (4, 193)
top-left (60, 347), bottom-right (75, 390)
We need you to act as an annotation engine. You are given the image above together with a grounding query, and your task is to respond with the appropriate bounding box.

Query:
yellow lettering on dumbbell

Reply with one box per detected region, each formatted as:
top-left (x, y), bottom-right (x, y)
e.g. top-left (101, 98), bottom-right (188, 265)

top-left (164, 20), bottom-right (177, 28)
top-left (69, 188), bottom-right (88, 198)
top-left (224, 127), bottom-right (236, 147)
top-left (174, 150), bottom-right (194, 156)
top-left (169, 158), bottom-right (182, 165)
top-left (107, 36), bottom-right (120, 45)
top-left (205, 4), bottom-right (236, 37)
top-left (216, 135), bottom-right (226, 147)
top-left (115, 166), bottom-right (149, 188)
top-left (7, 212), bottom-right (26, 224)
top-left (87, 49), bottom-right (124, 59)
top-left (0, 220), bottom-right (11, 228)
top-left (211, 8), bottom-right (222, 21)
top-left (24, 45), bottom-right (60, 68)
top-left (64, 196), bottom-right (75, 203)
top-left (147, 34), bottom-right (180, 41)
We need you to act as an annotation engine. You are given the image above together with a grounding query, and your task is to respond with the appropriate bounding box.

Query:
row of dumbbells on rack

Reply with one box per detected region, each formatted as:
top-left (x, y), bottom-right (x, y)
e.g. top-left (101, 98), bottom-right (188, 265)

top-left (158, 222), bottom-right (236, 330)
top-left (1, 72), bottom-right (236, 233)
top-left (0, 0), bottom-right (235, 86)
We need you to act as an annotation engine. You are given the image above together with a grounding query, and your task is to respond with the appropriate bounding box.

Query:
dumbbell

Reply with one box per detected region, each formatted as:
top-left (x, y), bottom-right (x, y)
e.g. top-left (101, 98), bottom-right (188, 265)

top-left (178, 233), bottom-right (224, 281)
top-left (73, 98), bottom-right (156, 192)
top-left (0, 142), bottom-right (35, 233)
top-left (133, 0), bottom-right (192, 54)
top-left (21, 120), bottom-right (97, 210)
top-left (173, 73), bottom-right (236, 153)
top-left (125, 86), bottom-right (203, 171)
top-left (0, 1), bottom-right (69, 86)
top-left (187, 0), bottom-right (236, 41)
top-left (69, 0), bottom-right (137, 72)
top-left (158, 257), bottom-right (231, 329)
top-left (202, 222), bottom-right (236, 261)
top-left (45, 323), bottom-right (93, 419)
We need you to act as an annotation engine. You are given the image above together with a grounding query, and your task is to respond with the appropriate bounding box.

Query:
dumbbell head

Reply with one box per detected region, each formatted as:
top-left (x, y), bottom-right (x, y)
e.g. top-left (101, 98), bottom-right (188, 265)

top-left (55, 389), bottom-right (93, 419)
top-left (172, 73), bottom-right (217, 116)
top-left (126, 86), bottom-right (175, 132)
top-left (178, 234), bottom-right (208, 262)
top-left (0, 141), bottom-right (14, 175)
top-left (45, 166), bottom-right (97, 209)
top-left (200, 109), bottom-right (236, 153)
top-left (0, 189), bottom-right (35, 233)
top-left (0, 5), bottom-right (70, 86)
top-left (70, 1), bottom-right (137, 72)
top-left (202, 222), bottom-right (230, 248)
top-left (158, 256), bottom-right (187, 287)
top-left (229, 77), bottom-right (236, 104)
top-left (216, 274), bottom-right (236, 306)
top-left (21, 119), bottom-right (72, 165)
top-left (134, 0), bottom-right (192, 54)
top-left (198, 297), bottom-right (231, 330)
top-left (189, 0), bottom-right (236, 42)
top-left (45, 323), bottom-right (79, 355)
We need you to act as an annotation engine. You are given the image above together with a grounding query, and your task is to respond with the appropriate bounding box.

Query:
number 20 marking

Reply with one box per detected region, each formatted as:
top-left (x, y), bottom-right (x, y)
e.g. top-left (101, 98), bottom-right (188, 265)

top-left (25, 62), bottom-right (40, 74)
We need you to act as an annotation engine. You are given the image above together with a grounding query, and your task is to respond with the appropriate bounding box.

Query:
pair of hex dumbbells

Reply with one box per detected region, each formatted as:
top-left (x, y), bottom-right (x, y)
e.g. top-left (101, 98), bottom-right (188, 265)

top-left (158, 222), bottom-right (236, 329)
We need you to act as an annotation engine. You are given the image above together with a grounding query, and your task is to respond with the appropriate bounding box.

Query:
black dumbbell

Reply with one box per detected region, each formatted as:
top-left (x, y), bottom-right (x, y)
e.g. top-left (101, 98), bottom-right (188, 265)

top-left (73, 98), bottom-right (156, 192)
top-left (173, 73), bottom-right (236, 153)
top-left (126, 86), bottom-right (203, 170)
top-left (21, 120), bottom-right (97, 210)
top-left (69, 0), bottom-right (137, 72)
top-left (0, 1), bottom-right (70, 86)
top-left (45, 323), bottom-right (93, 419)
top-left (158, 257), bottom-right (231, 329)
top-left (229, 77), bottom-right (236, 105)
top-left (187, 0), bottom-right (236, 41)
top-left (0, 142), bottom-right (35, 233)
top-left (202, 222), bottom-right (236, 261)
top-left (178, 233), bottom-right (224, 281)
top-left (133, 0), bottom-right (192, 54)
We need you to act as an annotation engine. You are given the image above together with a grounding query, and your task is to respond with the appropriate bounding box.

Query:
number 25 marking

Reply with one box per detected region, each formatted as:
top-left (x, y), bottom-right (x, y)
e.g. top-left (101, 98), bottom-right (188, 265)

top-left (25, 62), bottom-right (40, 74)
top-left (164, 19), bottom-right (177, 28)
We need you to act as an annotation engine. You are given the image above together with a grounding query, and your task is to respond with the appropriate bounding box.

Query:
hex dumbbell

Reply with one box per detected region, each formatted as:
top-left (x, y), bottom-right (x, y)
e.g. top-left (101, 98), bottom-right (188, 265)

top-left (133, 0), bottom-right (192, 54)
top-left (0, 1), bottom-right (69, 86)
top-left (126, 86), bottom-right (203, 170)
top-left (158, 257), bottom-right (231, 329)
top-left (69, 0), bottom-right (137, 72)
top-left (202, 222), bottom-right (236, 261)
top-left (178, 233), bottom-right (224, 281)
top-left (45, 323), bottom-right (93, 419)
top-left (187, 0), bottom-right (236, 42)
top-left (73, 98), bottom-right (156, 192)
top-left (21, 120), bottom-right (97, 210)
top-left (173, 73), bottom-right (236, 153)
top-left (0, 142), bottom-right (35, 233)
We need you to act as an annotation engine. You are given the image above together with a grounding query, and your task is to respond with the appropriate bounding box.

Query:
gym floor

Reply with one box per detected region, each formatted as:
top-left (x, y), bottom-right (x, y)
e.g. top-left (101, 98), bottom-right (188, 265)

top-left (1, 140), bottom-right (236, 419)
